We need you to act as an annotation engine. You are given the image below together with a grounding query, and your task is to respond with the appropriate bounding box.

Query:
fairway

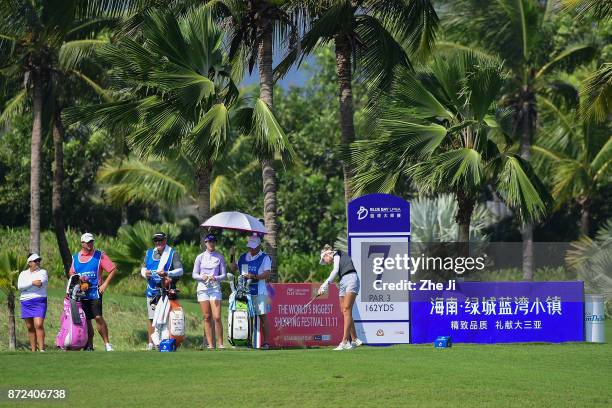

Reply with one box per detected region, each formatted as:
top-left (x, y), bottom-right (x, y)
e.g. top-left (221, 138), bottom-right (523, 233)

top-left (1, 327), bottom-right (611, 407)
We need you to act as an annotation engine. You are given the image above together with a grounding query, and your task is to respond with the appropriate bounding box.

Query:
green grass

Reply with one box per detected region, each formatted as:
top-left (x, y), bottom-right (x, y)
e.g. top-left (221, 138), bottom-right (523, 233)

top-left (1, 291), bottom-right (611, 407)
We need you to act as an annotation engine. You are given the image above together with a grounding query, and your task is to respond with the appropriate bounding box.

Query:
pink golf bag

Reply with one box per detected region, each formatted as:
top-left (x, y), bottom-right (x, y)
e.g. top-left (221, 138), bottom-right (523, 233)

top-left (56, 276), bottom-right (89, 350)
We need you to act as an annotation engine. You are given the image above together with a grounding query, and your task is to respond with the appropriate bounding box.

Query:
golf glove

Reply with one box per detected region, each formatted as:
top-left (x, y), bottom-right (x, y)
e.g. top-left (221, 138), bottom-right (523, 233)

top-left (318, 282), bottom-right (329, 296)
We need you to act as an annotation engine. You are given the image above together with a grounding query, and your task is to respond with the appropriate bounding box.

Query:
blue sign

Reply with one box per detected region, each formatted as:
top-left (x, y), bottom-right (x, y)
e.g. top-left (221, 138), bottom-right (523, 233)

top-left (410, 281), bottom-right (584, 343)
top-left (349, 194), bottom-right (411, 344)
top-left (348, 193), bottom-right (410, 234)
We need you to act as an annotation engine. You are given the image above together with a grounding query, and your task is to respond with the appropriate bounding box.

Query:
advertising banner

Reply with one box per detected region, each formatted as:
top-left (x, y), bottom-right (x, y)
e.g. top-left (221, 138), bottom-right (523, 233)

top-left (268, 283), bottom-right (343, 348)
top-left (410, 281), bottom-right (585, 343)
top-left (348, 193), bottom-right (411, 344)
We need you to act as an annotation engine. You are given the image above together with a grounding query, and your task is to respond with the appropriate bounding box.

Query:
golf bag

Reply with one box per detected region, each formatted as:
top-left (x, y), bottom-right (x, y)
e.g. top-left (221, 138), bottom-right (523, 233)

top-left (227, 273), bottom-right (255, 347)
top-left (151, 277), bottom-right (185, 349)
top-left (56, 275), bottom-right (89, 350)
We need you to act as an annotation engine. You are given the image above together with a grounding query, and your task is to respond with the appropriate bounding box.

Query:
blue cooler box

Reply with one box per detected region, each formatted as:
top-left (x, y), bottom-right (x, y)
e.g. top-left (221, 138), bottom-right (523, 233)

top-left (159, 338), bottom-right (177, 352)
top-left (434, 336), bottom-right (452, 348)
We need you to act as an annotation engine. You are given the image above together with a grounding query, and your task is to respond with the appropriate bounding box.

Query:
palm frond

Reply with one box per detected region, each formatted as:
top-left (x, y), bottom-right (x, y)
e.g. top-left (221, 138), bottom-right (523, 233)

top-left (579, 63), bottom-right (611, 123)
top-left (495, 154), bottom-right (551, 223)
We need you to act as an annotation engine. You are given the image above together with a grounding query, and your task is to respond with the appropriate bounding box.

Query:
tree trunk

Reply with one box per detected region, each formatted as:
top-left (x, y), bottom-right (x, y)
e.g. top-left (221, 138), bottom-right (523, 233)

top-left (258, 18), bottom-right (279, 282)
top-left (196, 161), bottom-right (212, 249)
top-left (29, 72), bottom-right (43, 254)
top-left (7, 293), bottom-right (16, 351)
top-left (456, 191), bottom-right (475, 243)
top-left (52, 108), bottom-right (72, 276)
top-left (334, 34), bottom-right (356, 214)
top-left (121, 206), bottom-right (128, 226)
top-left (519, 87), bottom-right (535, 281)
top-left (579, 197), bottom-right (591, 237)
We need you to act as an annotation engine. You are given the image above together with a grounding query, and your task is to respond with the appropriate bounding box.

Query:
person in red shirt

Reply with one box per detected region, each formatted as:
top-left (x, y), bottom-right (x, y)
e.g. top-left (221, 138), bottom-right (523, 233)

top-left (69, 233), bottom-right (117, 351)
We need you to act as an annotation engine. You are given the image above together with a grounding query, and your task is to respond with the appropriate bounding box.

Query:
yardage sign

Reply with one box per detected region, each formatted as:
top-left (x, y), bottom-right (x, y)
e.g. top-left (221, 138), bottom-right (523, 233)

top-left (348, 194), bottom-right (411, 344)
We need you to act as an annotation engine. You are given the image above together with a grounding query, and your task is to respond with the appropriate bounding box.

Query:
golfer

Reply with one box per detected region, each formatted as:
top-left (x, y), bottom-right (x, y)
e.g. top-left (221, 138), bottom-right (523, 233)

top-left (141, 232), bottom-right (184, 351)
top-left (17, 253), bottom-right (48, 352)
top-left (318, 244), bottom-right (363, 350)
top-left (231, 235), bottom-right (271, 349)
top-left (69, 233), bottom-right (116, 351)
top-left (193, 234), bottom-right (226, 349)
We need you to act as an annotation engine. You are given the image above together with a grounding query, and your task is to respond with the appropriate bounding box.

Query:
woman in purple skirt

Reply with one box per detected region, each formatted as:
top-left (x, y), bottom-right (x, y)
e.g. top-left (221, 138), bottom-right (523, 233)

top-left (17, 253), bottom-right (48, 352)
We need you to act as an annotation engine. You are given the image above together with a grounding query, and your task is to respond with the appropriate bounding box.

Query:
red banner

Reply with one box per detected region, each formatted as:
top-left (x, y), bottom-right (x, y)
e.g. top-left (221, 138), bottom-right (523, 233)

top-left (268, 283), bottom-right (343, 348)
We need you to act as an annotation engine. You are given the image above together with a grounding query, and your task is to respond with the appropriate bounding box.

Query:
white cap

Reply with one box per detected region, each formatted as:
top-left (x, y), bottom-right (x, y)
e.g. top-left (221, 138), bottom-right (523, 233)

top-left (27, 253), bottom-right (41, 263)
top-left (81, 232), bottom-right (95, 243)
top-left (247, 236), bottom-right (261, 249)
top-left (320, 249), bottom-right (334, 265)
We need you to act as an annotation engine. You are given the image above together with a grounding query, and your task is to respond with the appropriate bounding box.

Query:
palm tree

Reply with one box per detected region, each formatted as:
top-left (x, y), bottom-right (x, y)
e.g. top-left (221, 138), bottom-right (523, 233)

top-left (207, 0), bottom-right (298, 281)
top-left (0, 0), bottom-right (141, 262)
top-left (561, 1), bottom-right (612, 123)
top-left (276, 0), bottom-right (439, 210)
top-left (95, 146), bottom-right (256, 215)
top-left (442, 0), bottom-right (596, 279)
top-left (532, 92), bottom-right (611, 236)
top-left (0, 250), bottom-right (21, 351)
top-left (65, 7), bottom-right (293, 235)
top-left (348, 51), bottom-right (551, 242)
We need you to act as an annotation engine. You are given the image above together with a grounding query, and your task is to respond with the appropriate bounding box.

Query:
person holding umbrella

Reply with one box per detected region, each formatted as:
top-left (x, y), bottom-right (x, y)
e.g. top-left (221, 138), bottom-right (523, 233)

top-left (231, 235), bottom-right (271, 349)
top-left (18, 253), bottom-right (48, 352)
top-left (318, 244), bottom-right (363, 350)
top-left (193, 234), bottom-right (227, 349)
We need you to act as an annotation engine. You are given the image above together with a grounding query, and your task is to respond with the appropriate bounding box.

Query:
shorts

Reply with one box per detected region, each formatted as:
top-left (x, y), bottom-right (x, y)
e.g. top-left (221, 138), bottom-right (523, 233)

top-left (146, 297), bottom-right (156, 320)
top-left (20, 297), bottom-right (47, 319)
top-left (339, 272), bottom-right (360, 297)
top-left (81, 296), bottom-right (103, 320)
top-left (252, 295), bottom-right (270, 316)
top-left (197, 285), bottom-right (222, 302)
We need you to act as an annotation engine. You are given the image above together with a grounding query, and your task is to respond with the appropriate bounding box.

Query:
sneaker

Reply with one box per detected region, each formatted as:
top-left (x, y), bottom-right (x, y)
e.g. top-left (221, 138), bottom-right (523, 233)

top-left (206, 345), bottom-right (214, 350)
top-left (39, 349), bottom-right (46, 353)
top-left (105, 343), bottom-right (114, 352)
top-left (84, 345), bottom-right (94, 352)
top-left (351, 338), bottom-right (363, 347)
top-left (217, 344), bottom-right (225, 349)
top-left (146, 343), bottom-right (154, 351)
top-left (261, 343), bottom-right (270, 350)
top-left (333, 341), bottom-right (353, 351)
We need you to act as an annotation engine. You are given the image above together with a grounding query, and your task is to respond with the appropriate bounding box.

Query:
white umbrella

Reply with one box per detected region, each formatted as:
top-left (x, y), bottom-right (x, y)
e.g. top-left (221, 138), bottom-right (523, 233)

top-left (201, 211), bottom-right (268, 234)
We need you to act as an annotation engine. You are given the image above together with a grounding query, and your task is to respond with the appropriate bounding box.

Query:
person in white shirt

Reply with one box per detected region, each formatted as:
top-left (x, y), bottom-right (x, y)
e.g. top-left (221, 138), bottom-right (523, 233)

top-left (193, 234), bottom-right (227, 349)
top-left (17, 253), bottom-right (48, 352)
top-left (231, 235), bottom-right (272, 349)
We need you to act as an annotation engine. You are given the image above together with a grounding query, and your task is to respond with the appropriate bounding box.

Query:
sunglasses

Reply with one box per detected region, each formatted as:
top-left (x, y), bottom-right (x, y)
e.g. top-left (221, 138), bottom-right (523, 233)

top-left (153, 238), bottom-right (166, 243)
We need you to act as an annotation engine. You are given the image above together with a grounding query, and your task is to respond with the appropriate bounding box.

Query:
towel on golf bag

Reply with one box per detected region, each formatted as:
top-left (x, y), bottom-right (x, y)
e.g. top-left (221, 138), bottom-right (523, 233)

top-left (228, 291), bottom-right (255, 316)
top-left (151, 296), bottom-right (185, 347)
top-left (56, 297), bottom-right (88, 350)
top-left (151, 295), bottom-right (170, 346)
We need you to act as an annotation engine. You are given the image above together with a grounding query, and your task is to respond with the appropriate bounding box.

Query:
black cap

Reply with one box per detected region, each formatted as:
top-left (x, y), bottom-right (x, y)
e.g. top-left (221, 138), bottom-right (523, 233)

top-left (153, 232), bottom-right (167, 242)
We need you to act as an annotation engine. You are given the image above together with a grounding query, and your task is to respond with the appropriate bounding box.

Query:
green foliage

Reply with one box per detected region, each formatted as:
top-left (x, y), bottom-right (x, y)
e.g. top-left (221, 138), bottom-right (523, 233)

top-left (105, 221), bottom-right (181, 279)
top-left (0, 249), bottom-right (20, 296)
top-left (349, 50), bottom-right (551, 225)
top-left (278, 251), bottom-right (329, 283)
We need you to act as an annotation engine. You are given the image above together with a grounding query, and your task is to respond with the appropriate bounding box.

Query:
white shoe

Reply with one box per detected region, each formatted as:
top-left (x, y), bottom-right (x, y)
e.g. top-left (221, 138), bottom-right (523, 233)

top-left (147, 343), bottom-right (154, 351)
top-left (333, 341), bottom-right (353, 351)
top-left (217, 344), bottom-right (225, 349)
top-left (351, 338), bottom-right (363, 347)
top-left (105, 343), bottom-right (114, 352)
